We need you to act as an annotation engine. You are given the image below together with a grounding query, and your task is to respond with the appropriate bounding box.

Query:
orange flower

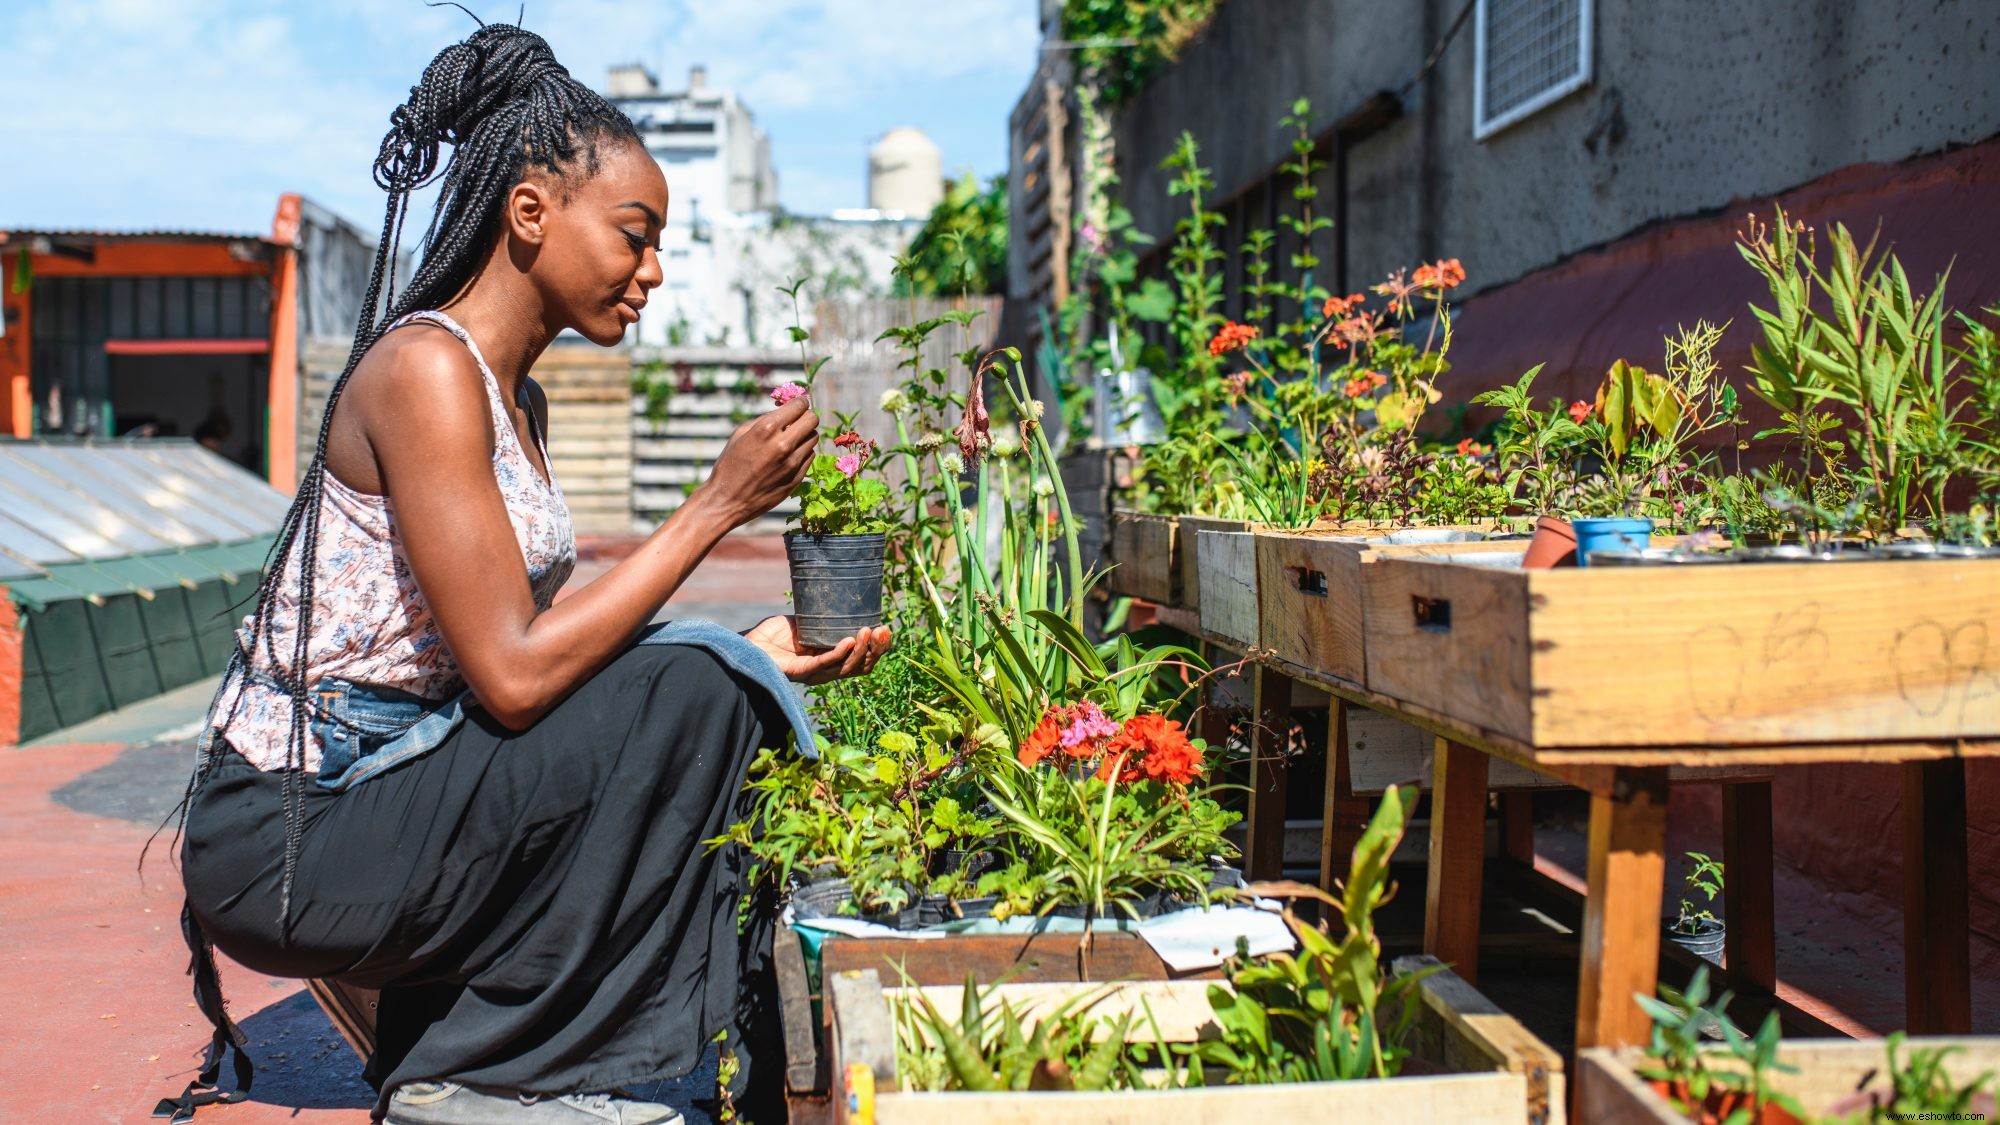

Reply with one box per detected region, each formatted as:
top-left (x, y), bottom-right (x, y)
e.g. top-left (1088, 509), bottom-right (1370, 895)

top-left (1568, 399), bottom-right (1595, 424)
top-left (1018, 712), bottom-right (1062, 768)
top-left (1413, 258), bottom-right (1466, 291)
top-left (1208, 321), bottom-right (1260, 357)
top-left (1109, 714), bottom-right (1205, 786)
top-left (1342, 370), bottom-right (1389, 398)
top-left (1456, 438), bottom-right (1488, 456)
top-left (1322, 292), bottom-right (1366, 319)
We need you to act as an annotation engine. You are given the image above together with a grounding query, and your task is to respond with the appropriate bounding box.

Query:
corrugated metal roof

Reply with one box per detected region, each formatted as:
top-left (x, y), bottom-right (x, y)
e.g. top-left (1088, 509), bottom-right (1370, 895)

top-left (0, 228), bottom-right (272, 245)
top-left (0, 439), bottom-right (288, 586)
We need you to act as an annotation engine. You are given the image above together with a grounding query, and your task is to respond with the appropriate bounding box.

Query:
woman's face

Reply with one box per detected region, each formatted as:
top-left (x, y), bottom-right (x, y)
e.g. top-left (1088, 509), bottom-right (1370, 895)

top-left (532, 137), bottom-right (668, 346)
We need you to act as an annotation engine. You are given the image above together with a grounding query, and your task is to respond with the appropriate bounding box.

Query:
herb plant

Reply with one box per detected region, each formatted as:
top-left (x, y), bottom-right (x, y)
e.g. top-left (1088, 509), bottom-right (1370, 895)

top-left (1673, 851), bottom-right (1726, 935)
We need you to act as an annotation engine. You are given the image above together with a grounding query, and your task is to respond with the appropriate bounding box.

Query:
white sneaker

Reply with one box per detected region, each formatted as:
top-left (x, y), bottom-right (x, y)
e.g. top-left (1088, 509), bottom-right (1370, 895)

top-left (386, 1081), bottom-right (685, 1125)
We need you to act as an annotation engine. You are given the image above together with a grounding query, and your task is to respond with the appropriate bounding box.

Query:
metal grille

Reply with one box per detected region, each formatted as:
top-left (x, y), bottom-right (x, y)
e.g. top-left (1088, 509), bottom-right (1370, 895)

top-left (1475, 0), bottom-right (1591, 138)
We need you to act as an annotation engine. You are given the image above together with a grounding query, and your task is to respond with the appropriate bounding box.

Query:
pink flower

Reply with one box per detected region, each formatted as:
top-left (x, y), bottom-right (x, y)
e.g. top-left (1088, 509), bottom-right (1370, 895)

top-left (1058, 701), bottom-right (1119, 751)
top-left (770, 382), bottom-right (808, 405)
top-left (1568, 399), bottom-right (1594, 424)
top-left (835, 453), bottom-right (863, 478)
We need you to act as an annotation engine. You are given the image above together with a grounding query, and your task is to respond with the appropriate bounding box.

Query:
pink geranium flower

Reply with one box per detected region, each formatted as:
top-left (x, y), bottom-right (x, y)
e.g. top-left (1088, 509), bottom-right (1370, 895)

top-left (1058, 701), bottom-right (1119, 751)
top-left (835, 452), bottom-right (863, 478)
top-left (770, 382), bottom-right (808, 405)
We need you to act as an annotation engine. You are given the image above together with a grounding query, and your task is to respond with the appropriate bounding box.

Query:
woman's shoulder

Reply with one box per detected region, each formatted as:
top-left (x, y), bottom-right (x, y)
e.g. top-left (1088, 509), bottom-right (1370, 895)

top-left (348, 320), bottom-right (491, 416)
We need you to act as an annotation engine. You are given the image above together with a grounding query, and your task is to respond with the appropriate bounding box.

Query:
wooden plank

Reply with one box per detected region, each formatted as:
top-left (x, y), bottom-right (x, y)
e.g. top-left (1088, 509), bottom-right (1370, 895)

top-left (303, 978), bottom-right (377, 1062)
top-left (1362, 556), bottom-right (1536, 744)
top-left (1903, 758), bottom-right (1972, 1033)
top-left (1425, 739), bottom-right (1490, 986)
top-left (1348, 708), bottom-right (1560, 793)
top-left (1197, 531), bottom-right (1259, 649)
top-left (1576, 767), bottom-right (1669, 1050)
top-left (1530, 561), bottom-right (2000, 747)
top-left (1321, 703), bottom-right (1362, 894)
top-left (1177, 515), bottom-right (1248, 613)
top-left (1362, 555), bottom-right (2000, 749)
top-left (869, 1076), bottom-right (1529, 1125)
top-left (1395, 954), bottom-right (1565, 1125)
top-left (817, 930), bottom-right (1218, 986)
top-left (1581, 1040), bottom-right (2000, 1123)
top-left (774, 923), bottom-right (822, 1094)
top-left (1246, 664), bottom-right (1294, 881)
top-left (829, 969), bottom-right (896, 1125)
top-left (1720, 781), bottom-right (1777, 996)
top-left (1107, 511), bottom-right (1179, 604)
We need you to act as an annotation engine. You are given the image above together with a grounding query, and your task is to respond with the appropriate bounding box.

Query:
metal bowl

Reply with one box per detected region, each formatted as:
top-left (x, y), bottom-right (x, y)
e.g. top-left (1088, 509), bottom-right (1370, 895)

top-left (1587, 548), bottom-right (1737, 566)
top-left (1731, 544), bottom-right (1878, 563)
top-left (1877, 541), bottom-right (2000, 561)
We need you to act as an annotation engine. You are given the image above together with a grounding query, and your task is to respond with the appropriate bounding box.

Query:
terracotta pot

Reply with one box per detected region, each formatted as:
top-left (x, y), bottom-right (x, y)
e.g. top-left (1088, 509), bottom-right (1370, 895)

top-left (1647, 1078), bottom-right (1803, 1125)
top-left (1521, 515), bottom-right (1578, 569)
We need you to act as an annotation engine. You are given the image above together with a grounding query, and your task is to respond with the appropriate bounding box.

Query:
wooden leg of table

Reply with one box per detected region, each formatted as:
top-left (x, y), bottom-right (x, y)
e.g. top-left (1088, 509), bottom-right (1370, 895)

top-left (1499, 791), bottom-right (1535, 866)
top-left (1577, 766), bottom-right (1669, 1050)
top-left (1424, 738), bottom-right (1489, 986)
top-left (1321, 704), bottom-right (1360, 891)
top-left (1246, 664), bottom-right (1293, 882)
top-left (1196, 643), bottom-right (1234, 753)
top-left (1721, 780), bottom-right (1777, 996)
top-left (1903, 758), bottom-right (1971, 1034)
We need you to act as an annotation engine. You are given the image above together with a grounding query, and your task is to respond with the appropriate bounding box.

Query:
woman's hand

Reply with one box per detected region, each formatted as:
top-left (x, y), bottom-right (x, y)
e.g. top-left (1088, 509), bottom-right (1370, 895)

top-left (690, 398), bottom-right (819, 529)
top-left (744, 616), bottom-right (892, 684)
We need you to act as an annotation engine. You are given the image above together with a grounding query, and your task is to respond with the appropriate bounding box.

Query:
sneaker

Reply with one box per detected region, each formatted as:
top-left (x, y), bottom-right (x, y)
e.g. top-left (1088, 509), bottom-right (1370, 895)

top-left (386, 1081), bottom-right (685, 1125)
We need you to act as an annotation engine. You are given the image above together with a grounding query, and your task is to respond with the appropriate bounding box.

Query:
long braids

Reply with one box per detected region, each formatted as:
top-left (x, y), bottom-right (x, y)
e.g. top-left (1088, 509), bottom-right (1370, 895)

top-left (222, 23), bottom-right (640, 926)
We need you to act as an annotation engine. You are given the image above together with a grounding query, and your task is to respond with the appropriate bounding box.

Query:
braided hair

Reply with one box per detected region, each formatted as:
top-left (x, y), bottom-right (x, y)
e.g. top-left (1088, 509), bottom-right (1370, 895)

top-left (209, 23), bottom-right (641, 925)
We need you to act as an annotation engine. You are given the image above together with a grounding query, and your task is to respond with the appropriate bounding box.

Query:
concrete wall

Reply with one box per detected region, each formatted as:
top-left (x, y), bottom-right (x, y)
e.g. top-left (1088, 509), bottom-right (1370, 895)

top-left (1114, 0), bottom-right (2000, 299)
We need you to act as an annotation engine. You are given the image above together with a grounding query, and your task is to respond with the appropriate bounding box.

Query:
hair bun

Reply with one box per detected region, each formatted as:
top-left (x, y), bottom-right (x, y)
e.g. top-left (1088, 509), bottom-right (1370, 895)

top-left (373, 25), bottom-right (569, 192)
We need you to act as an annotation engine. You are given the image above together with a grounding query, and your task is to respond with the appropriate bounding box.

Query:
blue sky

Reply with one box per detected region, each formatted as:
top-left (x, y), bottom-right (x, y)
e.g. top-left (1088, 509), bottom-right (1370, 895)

top-left (0, 0), bottom-right (1040, 235)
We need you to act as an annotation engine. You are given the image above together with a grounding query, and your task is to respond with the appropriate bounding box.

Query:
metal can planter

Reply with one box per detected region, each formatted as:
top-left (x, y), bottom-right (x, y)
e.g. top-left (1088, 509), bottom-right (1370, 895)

top-left (784, 531), bottom-right (887, 649)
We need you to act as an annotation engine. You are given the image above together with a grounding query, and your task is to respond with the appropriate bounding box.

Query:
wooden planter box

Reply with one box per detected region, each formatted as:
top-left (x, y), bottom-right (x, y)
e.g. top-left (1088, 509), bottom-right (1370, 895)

top-left (1362, 555), bottom-right (2000, 748)
top-left (776, 926), bottom-right (1222, 1124)
top-left (1177, 515), bottom-right (1251, 613)
top-left (1108, 510), bottom-right (1181, 604)
top-left (1578, 1039), bottom-right (2000, 1122)
top-left (1257, 530), bottom-right (1524, 690)
top-left (827, 954), bottom-right (1563, 1125)
top-left (1197, 530), bottom-right (1261, 650)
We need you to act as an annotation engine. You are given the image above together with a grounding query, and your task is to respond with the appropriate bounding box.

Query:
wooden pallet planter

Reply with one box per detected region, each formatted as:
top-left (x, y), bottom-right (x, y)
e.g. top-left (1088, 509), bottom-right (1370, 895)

top-left (1177, 515), bottom-right (1250, 613)
top-left (776, 926), bottom-right (1222, 1123)
top-left (827, 954), bottom-right (1563, 1125)
top-left (1361, 555), bottom-right (2000, 748)
top-left (1107, 510), bottom-right (1180, 604)
top-left (1577, 1039), bottom-right (2000, 1122)
top-left (1257, 530), bottom-right (1524, 690)
top-left (1197, 530), bottom-right (1261, 649)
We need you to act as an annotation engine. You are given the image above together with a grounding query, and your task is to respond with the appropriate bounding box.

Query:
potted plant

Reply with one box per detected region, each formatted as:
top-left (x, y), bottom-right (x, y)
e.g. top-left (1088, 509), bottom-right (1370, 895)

top-left (1631, 968), bottom-right (1806, 1125)
top-left (1666, 851), bottom-right (1726, 959)
top-left (776, 398), bottom-right (892, 650)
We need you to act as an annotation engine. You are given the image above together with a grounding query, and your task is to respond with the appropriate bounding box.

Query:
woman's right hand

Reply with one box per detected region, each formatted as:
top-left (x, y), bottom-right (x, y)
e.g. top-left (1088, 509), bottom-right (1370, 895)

top-left (693, 397), bottom-right (819, 528)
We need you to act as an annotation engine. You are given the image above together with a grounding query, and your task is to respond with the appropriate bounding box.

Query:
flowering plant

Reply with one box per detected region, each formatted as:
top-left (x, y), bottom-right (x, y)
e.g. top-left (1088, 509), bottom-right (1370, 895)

top-left (787, 408), bottom-right (893, 535)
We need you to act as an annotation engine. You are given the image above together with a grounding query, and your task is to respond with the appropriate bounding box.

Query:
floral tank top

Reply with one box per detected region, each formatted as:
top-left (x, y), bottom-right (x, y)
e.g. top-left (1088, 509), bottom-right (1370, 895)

top-left (211, 310), bottom-right (576, 772)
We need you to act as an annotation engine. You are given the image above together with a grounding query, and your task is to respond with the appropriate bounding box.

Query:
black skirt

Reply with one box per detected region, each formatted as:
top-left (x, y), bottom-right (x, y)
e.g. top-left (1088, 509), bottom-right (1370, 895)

top-left (180, 644), bottom-right (787, 1122)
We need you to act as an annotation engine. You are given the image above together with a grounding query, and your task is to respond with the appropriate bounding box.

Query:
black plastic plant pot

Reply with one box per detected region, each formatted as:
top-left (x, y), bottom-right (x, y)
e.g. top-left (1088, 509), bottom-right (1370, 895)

top-left (784, 531), bottom-right (887, 650)
top-left (1666, 916), bottom-right (1726, 960)
top-left (790, 877), bottom-right (854, 920)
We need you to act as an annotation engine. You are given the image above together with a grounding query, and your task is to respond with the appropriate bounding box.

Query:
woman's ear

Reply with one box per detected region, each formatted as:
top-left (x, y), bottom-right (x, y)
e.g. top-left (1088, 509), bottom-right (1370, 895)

top-left (504, 181), bottom-right (551, 246)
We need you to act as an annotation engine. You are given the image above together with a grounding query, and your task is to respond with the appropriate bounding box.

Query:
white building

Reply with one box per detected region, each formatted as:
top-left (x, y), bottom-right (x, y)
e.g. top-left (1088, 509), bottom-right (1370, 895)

top-left (605, 65), bottom-right (932, 348)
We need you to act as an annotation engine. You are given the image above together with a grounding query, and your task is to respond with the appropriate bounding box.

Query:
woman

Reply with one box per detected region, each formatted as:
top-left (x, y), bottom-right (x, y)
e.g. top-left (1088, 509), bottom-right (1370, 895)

top-left (172, 23), bottom-right (889, 1125)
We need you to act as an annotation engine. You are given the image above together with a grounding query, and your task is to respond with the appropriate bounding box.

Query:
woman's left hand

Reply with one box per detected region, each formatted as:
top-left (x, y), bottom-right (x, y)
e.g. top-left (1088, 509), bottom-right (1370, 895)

top-left (744, 616), bottom-right (892, 684)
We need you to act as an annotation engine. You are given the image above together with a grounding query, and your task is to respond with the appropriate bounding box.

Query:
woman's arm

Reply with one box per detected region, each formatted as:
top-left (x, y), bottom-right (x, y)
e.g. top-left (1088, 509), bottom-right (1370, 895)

top-left (356, 331), bottom-right (821, 729)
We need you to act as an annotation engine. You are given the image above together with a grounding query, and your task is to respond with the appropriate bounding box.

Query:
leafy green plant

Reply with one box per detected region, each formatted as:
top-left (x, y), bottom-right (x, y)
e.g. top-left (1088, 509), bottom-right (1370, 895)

top-left (1853, 1033), bottom-right (1999, 1122)
top-left (1673, 851), bottom-right (1725, 934)
top-left (892, 971), bottom-right (1145, 1092)
top-left (1634, 967), bottom-right (1804, 1124)
top-left (1473, 364), bottom-right (1588, 515)
top-left (1173, 785), bottom-right (1441, 1084)
top-left (895, 172), bottom-right (1008, 298)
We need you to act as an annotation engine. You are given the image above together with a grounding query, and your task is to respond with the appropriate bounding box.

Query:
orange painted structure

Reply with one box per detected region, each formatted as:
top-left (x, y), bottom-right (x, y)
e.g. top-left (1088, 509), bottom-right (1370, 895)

top-left (0, 194), bottom-right (308, 489)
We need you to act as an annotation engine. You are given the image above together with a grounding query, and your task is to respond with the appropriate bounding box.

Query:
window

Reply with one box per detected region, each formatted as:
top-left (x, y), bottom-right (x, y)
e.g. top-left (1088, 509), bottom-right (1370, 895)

top-left (1473, 0), bottom-right (1592, 139)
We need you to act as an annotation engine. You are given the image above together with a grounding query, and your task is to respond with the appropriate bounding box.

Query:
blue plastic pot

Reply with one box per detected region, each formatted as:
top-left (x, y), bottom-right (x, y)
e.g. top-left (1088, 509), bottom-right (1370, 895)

top-left (1571, 517), bottom-right (1654, 565)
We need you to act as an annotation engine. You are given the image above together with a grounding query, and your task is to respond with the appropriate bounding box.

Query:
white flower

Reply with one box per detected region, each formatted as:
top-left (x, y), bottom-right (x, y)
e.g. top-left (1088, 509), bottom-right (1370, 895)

top-left (1032, 477), bottom-right (1055, 498)
top-left (879, 388), bottom-right (909, 414)
top-left (939, 450), bottom-right (965, 475)
top-left (991, 434), bottom-right (1021, 458)
top-left (917, 431), bottom-right (948, 451)
top-left (1028, 399), bottom-right (1046, 419)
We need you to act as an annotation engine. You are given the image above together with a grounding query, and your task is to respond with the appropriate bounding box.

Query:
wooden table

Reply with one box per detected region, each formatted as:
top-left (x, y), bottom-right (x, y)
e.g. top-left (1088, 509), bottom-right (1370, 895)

top-left (1166, 610), bottom-right (1987, 1053)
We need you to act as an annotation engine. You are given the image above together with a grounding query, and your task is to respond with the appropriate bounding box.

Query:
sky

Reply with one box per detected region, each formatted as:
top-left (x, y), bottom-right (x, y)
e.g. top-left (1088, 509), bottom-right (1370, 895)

top-left (0, 0), bottom-right (1041, 236)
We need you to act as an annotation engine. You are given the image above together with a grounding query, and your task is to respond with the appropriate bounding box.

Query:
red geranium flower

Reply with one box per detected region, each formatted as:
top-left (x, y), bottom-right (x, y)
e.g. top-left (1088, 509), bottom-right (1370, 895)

top-left (1208, 321), bottom-right (1260, 357)
top-left (1018, 712), bottom-right (1062, 768)
top-left (1569, 400), bottom-right (1595, 424)
top-left (1413, 258), bottom-right (1467, 291)
top-left (1456, 438), bottom-right (1488, 456)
